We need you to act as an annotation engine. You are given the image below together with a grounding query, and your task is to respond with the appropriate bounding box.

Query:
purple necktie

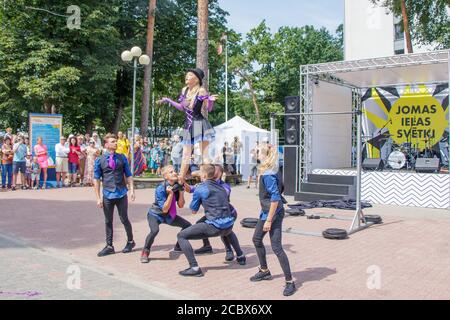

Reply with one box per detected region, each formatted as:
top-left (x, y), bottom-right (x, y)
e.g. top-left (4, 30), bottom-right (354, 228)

top-left (108, 153), bottom-right (116, 170)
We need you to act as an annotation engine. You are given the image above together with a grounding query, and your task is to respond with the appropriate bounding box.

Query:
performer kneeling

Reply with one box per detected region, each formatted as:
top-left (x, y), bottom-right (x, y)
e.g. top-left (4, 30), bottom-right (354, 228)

top-left (177, 164), bottom-right (244, 277)
top-left (140, 165), bottom-right (192, 263)
top-left (186, 164), bottom-right (245, 264)
top-left (251, 145), bottom-right (296, 297)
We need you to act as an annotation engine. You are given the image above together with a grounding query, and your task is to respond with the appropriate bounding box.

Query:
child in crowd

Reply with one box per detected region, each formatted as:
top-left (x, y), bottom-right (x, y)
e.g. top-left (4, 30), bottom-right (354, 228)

top-left (25, 153), bottom-right (32, 189)
top-left (31, 157), bottom-right (40, 189)
top-left (140, 165), bottom-right (192, 263)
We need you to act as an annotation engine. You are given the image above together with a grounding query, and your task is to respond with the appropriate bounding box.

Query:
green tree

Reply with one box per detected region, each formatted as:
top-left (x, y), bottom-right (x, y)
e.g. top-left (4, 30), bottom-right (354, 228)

top-left (371, 0), bottom-right (450, 49)
top-left (227, 21), bottom-right (343, 131)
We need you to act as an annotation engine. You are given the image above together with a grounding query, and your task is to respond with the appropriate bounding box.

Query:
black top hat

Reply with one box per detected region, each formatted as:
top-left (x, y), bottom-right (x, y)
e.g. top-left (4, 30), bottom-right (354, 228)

top-left (187, 68), bottom-right (205, 86)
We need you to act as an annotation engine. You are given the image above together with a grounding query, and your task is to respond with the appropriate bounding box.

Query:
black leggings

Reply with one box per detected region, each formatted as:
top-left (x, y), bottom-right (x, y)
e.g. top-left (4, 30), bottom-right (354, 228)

top-left (177, 222), bottom-right (243, 268)
top-left (252, 212), bottom-right (292, 281)
top-left (103, 196), bottom-right (133, 246)
top-left (144, 214), bottom-right (192, 251)
top-left (196, 216), bottom-right (233, 252)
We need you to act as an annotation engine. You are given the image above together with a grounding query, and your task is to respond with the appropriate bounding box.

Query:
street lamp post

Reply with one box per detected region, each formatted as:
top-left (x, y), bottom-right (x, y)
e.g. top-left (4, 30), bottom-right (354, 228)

top-left (221, 33), bottom-right (228, 122)
top-left (121, 46), bottom-right (150, 176)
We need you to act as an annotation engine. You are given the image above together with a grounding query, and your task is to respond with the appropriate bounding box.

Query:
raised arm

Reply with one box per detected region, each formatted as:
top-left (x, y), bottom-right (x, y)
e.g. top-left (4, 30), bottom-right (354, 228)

top-left (160, 97), bottom-right (184, 111)
top-left (198, 93), bottom-right (217, 112)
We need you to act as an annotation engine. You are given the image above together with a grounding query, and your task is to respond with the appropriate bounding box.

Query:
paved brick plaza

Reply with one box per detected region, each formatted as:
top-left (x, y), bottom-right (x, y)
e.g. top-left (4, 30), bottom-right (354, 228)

top-left (1, 185), bottom-right (449, 300)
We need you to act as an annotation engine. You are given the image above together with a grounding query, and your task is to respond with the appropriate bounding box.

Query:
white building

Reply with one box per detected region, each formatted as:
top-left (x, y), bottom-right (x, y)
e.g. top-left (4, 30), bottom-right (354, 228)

top-left (344, 0), bottom-right (436, 61)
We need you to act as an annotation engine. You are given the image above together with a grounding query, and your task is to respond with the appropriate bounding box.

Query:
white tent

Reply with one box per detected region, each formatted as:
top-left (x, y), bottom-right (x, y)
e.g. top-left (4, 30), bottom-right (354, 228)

top-left (211, 116), bottom-right (270, 180)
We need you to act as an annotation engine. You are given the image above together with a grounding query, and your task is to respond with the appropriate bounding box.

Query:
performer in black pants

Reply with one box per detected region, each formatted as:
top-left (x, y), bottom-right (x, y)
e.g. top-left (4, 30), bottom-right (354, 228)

top-left (187, 164), bottom-right (245, 264)
top-left (177, 164), bottom-right (245, 277)
top-left (140, 165), bottom-right (192, 263)
top-left (250, 144), bottom-right (296, 297)
top-left (93, 133), bottom-right (135, 257)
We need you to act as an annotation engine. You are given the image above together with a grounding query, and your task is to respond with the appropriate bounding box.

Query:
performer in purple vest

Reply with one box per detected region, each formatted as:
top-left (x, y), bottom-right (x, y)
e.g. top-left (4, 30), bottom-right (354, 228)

top-left (157, 68), bottom-right (218, 184)
top-left (93, 133), bottom-right (135, 257)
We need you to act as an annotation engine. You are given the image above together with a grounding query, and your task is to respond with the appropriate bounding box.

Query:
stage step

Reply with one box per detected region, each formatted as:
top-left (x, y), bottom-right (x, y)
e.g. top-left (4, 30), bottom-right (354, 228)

top-left (300, 182), bottom-right (352, 196)
top-left (294, 191), bottom-right (344, 202)
top-left (307, 174), bottom-right (355, 186)
top-left (293, 174), bottom-right (356, 202)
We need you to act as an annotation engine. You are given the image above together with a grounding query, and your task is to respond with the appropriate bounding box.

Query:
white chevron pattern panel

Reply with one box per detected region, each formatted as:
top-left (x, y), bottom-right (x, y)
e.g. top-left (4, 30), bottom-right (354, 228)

top-left (312, 169), bottom-right (450, 209)
top-left (313, 169), bottom-right (357, 176)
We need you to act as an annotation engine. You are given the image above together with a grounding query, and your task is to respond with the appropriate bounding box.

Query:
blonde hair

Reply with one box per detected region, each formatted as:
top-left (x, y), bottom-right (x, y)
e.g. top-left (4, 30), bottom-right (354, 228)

top-left (200, 164), bottom-right (215, 179)
top-left (183, 77), bottom-right (208, 117)
top-left (103, 133), bottom-right (117, 144)
top-left (258, 145), bottom-right (278, 174)
top-left (182, 85), bottom-right (201, 110)
top-left (161, 165), bottom-right (174, 177)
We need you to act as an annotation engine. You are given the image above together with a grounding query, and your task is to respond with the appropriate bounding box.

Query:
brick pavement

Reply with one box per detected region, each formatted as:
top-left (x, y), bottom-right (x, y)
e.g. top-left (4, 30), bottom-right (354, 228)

top-left (0, 185), bottom-right (449, 300)
top-left (0, 233), bottom-right (186, 300)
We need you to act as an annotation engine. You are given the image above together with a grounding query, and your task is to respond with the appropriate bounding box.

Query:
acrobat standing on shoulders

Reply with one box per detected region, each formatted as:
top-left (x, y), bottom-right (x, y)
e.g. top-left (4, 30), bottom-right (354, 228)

top-left (157, 68), bottom-right (217, 184)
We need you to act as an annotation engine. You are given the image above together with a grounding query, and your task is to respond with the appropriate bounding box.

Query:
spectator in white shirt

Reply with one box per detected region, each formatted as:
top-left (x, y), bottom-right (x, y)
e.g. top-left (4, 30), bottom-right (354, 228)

top-left (55, 136), bottom-right (70, 188)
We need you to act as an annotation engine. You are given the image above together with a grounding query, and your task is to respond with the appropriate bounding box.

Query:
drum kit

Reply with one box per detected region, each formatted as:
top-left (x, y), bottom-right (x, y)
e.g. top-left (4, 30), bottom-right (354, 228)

top-left (365, 132), bottom-right (448, 171)
top-left (385, 137), bottom-right (418, 170)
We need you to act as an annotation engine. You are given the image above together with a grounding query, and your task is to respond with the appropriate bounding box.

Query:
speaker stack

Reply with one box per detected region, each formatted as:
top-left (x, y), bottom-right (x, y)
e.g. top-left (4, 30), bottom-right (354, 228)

top-left (283, 96), bottom-right (300, 196)
top-left (284, 96), bottom-right (300, 146)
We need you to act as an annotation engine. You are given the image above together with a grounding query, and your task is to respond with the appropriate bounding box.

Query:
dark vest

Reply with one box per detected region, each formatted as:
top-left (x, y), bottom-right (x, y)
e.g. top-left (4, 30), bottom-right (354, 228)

top-left (150, 182), bottom-right (180, 215)
top-left (202, 180), bottom-right (231, 221)
top-left (183, 88), bottom-right (205, 120)
top-left (99, 154), bottom-right (127, 192)
top-left (259, 174), bottom-right (284, 213)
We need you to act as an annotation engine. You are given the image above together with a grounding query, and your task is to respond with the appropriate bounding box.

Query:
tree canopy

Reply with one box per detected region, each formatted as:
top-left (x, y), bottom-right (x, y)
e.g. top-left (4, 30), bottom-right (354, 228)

top-left (371, 0), bottom-right (449, 49)
top-left (1, 0), bottom-right (346, 138)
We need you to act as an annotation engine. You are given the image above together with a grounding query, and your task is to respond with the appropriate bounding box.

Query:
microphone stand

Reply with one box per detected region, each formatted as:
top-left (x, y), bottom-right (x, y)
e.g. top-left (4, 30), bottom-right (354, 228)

top-left (376, 118), bottom-right (392, 161)
top-left (407, 124), bottom-right (413, 170)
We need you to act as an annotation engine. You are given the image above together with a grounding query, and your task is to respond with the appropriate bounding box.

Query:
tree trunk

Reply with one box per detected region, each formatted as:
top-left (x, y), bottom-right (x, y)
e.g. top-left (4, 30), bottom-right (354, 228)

top-left (43, 100), bottom-right (52, 113)
top-left (109, 69), bottom-right (129, 134)
top-left (400, 0), bottom-right (413, 53)
top-left (86, 121), bottom-right (94, 135)
top-left (112, 96), bottom-right (125, 134)
top-left (196, 0), bottom-right (209, 91)
top-left (141, 0), bottom-right (157, 138)
top-left (235, 69), bottom-right (262, 128)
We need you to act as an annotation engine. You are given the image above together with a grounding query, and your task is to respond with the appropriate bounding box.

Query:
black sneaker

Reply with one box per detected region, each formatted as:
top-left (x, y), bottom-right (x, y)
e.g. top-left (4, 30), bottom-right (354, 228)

top-left (97, 245), bottom-right (115, 257)
top-left (179, 267), bottom-right (204, 277)
top-left (194, 245), bottom-right (213, 255)
top-left (250, 269), bottom-right (272, 282)
top-left (283, 282), bottom-right (297, 296)
top-left (236, 255), bottom-right (247, 265)
top-left (225, 250), bottom-right (235, 262)
top-left (122, 241), bottom-right (136, 253)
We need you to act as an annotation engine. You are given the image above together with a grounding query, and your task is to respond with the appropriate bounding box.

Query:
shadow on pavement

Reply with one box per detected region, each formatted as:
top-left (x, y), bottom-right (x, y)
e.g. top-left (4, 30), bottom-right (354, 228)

top-left (0, 199), bottom-right (150, 250)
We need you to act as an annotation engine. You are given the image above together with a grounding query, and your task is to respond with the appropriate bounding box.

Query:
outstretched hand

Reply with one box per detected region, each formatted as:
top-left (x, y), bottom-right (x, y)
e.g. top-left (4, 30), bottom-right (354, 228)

top-left (156, 98), bottom-right (166, 105)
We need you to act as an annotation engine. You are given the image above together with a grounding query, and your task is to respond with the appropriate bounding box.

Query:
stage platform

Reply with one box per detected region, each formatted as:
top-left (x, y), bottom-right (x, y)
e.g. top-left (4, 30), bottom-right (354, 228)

top-left (312, 168), bottom-right (450, 209)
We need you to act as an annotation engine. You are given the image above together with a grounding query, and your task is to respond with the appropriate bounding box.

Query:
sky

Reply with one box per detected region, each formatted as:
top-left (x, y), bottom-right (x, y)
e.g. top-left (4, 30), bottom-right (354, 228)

top-left (217, 0), bottom-right (344, 35)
